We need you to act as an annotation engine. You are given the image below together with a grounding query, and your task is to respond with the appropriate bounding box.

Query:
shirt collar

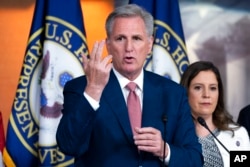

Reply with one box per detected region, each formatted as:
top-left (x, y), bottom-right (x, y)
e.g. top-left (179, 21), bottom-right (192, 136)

top-left (112, 68), bottom-right (143, 91)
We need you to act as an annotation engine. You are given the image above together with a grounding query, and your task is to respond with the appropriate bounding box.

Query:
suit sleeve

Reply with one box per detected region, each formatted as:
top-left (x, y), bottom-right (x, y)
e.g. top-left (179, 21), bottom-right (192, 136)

top-left (56, 79), bottom-right (96, 157)
top-left (237, 107), bottom-right (250, 137)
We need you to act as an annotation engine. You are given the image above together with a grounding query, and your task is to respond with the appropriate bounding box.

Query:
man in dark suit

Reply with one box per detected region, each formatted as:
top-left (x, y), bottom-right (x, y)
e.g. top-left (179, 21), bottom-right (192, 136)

top-left (237, 104), bottom-right (250, 137)
top-left (56, 4), bottom-right (203, 167)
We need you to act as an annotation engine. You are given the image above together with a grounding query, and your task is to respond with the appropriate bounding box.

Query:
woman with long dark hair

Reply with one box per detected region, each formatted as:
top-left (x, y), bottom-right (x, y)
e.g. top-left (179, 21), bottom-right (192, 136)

top-left (180, 61), bottom-right (250, 167)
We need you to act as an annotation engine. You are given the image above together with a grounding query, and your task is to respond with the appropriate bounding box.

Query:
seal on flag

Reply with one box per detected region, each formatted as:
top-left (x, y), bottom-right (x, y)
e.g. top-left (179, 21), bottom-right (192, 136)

top-left (144, 20), bottom-right (189, 83)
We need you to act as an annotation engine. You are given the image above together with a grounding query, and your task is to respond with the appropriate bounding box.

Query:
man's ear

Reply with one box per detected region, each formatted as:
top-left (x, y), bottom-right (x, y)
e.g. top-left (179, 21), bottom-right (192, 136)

top-left (148, 36), bottom-right (154, 54)
top-left (106, 38), bottom-right (110, 52)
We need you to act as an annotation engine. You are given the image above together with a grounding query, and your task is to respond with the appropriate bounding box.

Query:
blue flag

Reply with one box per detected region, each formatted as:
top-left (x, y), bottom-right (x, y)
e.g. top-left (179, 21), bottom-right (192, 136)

top-left (129, 0), bottom-right (189, 83)
top-left (3, 0), bottom-right (88, 166)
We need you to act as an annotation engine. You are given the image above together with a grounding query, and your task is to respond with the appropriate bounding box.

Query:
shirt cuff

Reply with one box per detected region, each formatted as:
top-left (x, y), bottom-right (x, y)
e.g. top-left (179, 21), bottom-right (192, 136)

top-left (160, 143), bottom-right (170, 165)
top-left (83, 92), bottom-right (100, 110)
top-left (164, 143), bottom-right (170, 164)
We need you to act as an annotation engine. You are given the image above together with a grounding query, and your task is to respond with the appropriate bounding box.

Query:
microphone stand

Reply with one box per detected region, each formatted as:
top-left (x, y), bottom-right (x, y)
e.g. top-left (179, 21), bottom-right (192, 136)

top-left (197, 117), bottom-right (230, 153)
top-left (162, 115), bottom-right (167, 167)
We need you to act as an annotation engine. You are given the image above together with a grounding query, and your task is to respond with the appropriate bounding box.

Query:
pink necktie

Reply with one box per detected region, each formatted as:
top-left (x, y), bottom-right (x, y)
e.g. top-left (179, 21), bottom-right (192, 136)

top-left (126, 82), bottom-right (142, 135)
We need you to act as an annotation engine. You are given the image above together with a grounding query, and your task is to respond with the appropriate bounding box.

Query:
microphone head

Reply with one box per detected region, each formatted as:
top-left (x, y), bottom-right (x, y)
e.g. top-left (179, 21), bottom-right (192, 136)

top-left (197, 117), bottom-right (208, 129)
top-left (162, 114), bottom-right (167, 122)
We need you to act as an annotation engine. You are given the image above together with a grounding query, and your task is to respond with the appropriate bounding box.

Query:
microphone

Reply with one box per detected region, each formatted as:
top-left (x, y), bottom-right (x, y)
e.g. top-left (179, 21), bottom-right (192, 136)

top-left (162, 114), bottom-right (167, 167)
top-left (197, 117), bottom-right (230, 153)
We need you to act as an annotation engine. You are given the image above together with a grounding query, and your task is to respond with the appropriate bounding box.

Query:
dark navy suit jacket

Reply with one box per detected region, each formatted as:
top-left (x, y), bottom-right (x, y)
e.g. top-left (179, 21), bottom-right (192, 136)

top-left (237, 104), bottom-right (250, 137)
top-left (56, 70), bottom-right (203, 167)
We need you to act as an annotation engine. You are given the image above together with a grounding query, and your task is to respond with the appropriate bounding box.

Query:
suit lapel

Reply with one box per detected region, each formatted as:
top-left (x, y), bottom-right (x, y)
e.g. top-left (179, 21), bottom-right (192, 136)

top-left (102, 70), bottom-right (134, 144)
top-left (142, 72), bottom-right (165, 128)
top-left (102, 71), bottom-right (165, 144)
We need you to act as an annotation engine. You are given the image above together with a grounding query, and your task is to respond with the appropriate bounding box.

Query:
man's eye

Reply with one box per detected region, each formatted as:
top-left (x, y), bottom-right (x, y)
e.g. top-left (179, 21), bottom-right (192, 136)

top-left (116, 37), bottom-right (124, 41)
top-left (133, 36), bottom-right (141, 40)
